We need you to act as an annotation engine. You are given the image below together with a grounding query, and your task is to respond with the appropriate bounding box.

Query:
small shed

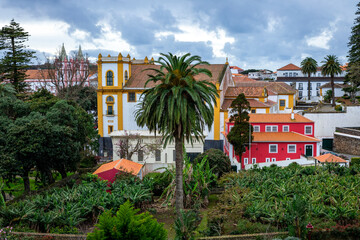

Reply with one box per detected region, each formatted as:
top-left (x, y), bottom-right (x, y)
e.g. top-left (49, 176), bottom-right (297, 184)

top-left (314, 153), bottom-right (348, 167)
top-left (93, 159), bottom-right (144, 182)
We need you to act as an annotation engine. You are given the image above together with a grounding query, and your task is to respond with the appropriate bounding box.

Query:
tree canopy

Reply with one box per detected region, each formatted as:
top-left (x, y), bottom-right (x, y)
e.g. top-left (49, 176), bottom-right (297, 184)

top-left (301, 57), bottom-right (318, 100)
top-left (0, 20), bottom-right (36, 93)
top-left (321, 55), bottom-right (342, 107)
top-left (227, 93), bottom-right (253, 167)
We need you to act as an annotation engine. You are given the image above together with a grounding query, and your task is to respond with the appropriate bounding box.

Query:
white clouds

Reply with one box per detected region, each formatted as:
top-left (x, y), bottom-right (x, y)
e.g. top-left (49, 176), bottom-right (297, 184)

top-left (305, 20), bottom-right (338, 50)
top-left (70, 29), bottom-right (90, 41)
top-left (266, 17), bottom-right (282, 32)
top-left (156, 24), bottom-right (235, 58)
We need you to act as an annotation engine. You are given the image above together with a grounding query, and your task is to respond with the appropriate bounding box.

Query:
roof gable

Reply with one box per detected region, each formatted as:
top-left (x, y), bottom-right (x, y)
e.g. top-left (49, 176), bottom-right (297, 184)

top-left (277, 63), bottom-right (301, 71)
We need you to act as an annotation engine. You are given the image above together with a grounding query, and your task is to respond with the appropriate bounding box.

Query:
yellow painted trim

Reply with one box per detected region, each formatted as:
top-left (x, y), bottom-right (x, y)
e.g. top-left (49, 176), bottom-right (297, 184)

top-left (118, 61), bottom-right (123, 89)
top-left (129, 63), bottom-right (132, 79)
top-left (214, 95), bottom-right (221, 140)
top-left (108, 125), bottom-right (113, 134)
top-left (106, 104), bottom-right (114, 115)
top-left (97, 92), bottom-right (103, 137)
top-left (266, 108), bottom-right (270, 113)
top-left (289, 94), bottom-right (294, 110)
top-left (105, 70), bottom-right (114, 86)
top-left (127, 92), bottom-right (137, 102)
top-left (259, 97), bottom-right (265, 103)
top-left (105, 95), bottom-right (115, 103)
top-left (118, 92), bottom-right (123, 130)
top-left (97, 60), bottom-right (102, 87)
top-left (320, 88), bottom-right (322, 96)
top-left (251, 108), bottom-right (256, 113)
top-left (224, 111), bottom-right (228, 131)
top-left (279, 99), bottom-right (286, 110)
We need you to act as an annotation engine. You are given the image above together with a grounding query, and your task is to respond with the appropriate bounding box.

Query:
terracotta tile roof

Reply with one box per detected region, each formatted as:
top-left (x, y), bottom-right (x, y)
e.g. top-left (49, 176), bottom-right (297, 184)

top-left (124, 64), bottom-right (227, 88)
top-left (341, 63), bottom-right (348, 71)
top-left (225, 86), bottom-right (266, 97)
top-left (230, 66), bottom-right (244, 71)
top-left (252, 132), bottom-right (320, 142)
top-left (25, 69), bottom-right (53, 79)
top-left (221, 99), bottom-right (276, 110)
top-left (233, 75), bottom-right (257, 83)
top-left (314, 153), bottom-right (347, 163)
top-left (277, 63), bottom-right (301, 71)
top-left (232, 82), bottom-right (295, 95)
top-left (319, 83), bottom-right (349, 89)
top-left (249, 113), bottom-right (313, 123)
top-left (93, 159), bottom-right (144, 175)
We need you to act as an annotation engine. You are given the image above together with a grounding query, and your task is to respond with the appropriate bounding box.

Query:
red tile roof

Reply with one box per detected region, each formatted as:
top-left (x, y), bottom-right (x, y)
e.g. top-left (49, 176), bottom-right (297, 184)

top-left (277, 63), bottom-right (301, 71)
top-left (225, 86), bottom-right (266, 97)
top-left (252, 132), bottom-right (320, 142)
top-left (233, 75), bottom-right (257, 83)
top-left (314, 153), bottom-right (347, 163)
top-left (25, 69), bottom-right (53, 79)
top-left (249, 113), bottom-right (313, 123)
top-left (233, 82), bottom-right (295, 95)
top-left (221, 99), bottom-right (276, 110)
top-left (93, 159), bottom-right (144, 175)
top-left (124, 64), bottom-right (227, 88)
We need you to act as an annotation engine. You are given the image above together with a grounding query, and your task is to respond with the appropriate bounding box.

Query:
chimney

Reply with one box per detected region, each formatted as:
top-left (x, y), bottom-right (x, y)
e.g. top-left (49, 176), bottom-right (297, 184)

top-left (291, 112), bottom-right (295, 120)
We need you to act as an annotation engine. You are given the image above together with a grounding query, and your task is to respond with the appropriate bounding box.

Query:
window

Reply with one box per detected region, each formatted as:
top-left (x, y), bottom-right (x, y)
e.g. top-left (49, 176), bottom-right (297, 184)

top-left (155, 150), bottom-right (161, 162)
top-left (106, 96), bottom-right (114, 102)
top-left (316, 83), bottom-right (321, 90)
top-left (128, 92), bottom-right (136, 102)
top-left (305, 125), bottom-right (312, 135)
top-left (272, 158), bottom-right (276, 162)
top-left (299, 91), bottom-right (303, 98)
top-left (244, 158), bottom-right (248, 164)
top-left (280, 100), bottom-right (286, 107)
top-left (307, 83), bottom-right (312, 90)
top-left (266, 158), bottom-right (270, 163)
top-left (284, 73), bottom-right (288, 77)
top-left (266, 126), bottom-right (272, 132)
top-left (286, 158), bottom-right (291, 160)
top-left (251, 109), bottom-right (256, 113)
top-left (272, 126), bottom-right (278, 132)
top-left (108, 125), bottom-right (113, 134)
top-left (316, 91), bottom-right (320, 97)
top-left (107, 105), bottom-right (113, 115)
top-left (106, 71), bottom-right (113, 86)
top-left (288, 144), bottom-right (296, 153)
top-left (252, 158), bottom-right (256, 164)
top-left (138, 150), bottom-right (144, 162)
top-left (253, 126), bottom-right (260, 132)
top-left (289, 72), bottom-right (292, 77)
top-left (283, 125), bottom-right (289, 132)
top-left (269, 144), bottom-right (278, 153)
top-left (299, 83), bottom-right (303, 90)
top-left (124, 70), bottom-right (128, 81)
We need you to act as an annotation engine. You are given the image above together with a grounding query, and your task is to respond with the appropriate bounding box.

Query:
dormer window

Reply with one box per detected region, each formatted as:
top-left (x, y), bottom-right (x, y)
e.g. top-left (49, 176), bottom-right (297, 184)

top-left (106, 71), bottom-right (113, 86)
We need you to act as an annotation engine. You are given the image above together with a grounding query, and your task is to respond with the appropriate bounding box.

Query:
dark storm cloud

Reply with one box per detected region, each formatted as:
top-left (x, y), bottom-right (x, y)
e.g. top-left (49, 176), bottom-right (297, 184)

top-left (0, 0), bottom-right (356, 69)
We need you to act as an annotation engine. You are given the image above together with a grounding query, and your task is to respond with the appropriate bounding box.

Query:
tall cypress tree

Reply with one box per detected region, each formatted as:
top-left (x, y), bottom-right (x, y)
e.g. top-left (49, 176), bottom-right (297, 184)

top-left (346, 2), bottom-right (360, 102)
top-left (0, 19), bottom-right (36, 93)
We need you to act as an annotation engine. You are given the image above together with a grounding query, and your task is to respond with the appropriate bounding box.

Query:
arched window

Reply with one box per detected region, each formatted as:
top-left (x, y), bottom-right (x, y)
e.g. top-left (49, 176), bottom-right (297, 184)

top-left (106, 71), bottom-right (113, 86)
top-left (106, 96), bottom-right (114, 102)
top-left (124, 70), bottom-right (128, 81)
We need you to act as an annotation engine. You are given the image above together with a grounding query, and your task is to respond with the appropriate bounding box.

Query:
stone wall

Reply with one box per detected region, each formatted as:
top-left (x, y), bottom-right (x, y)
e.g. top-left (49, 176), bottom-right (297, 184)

top-left (334, 127), bottom-right (360, 155)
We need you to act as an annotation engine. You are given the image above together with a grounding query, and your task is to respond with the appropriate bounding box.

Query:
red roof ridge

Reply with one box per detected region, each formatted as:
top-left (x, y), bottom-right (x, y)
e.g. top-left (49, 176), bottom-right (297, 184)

top-left (277, 63), bottom-right (301, 71)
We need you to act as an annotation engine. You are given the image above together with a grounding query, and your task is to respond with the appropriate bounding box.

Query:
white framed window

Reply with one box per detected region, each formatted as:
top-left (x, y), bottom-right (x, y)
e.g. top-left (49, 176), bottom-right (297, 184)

top-left (288, 144), bottom-right (296, 153)
top-left (283, 125), bottom-right (289, 132)
top-left (266, 158), bottom-right (270, 163)
top-left (272, 158), bottom-right (276, 162)
top-left (286, 158), bottom-right (291, 160)
top-left (244, 158), bottom-right (248, 164)
top-left (265, 126), bottom-right (272, 132)
top-left (305, 125), bottom-right (312, 135)
top-left (269, 144), bottom-right (278, 153)
top-left (252, 158), bottom-right (256, 164)
top-left (266, 125), bottom-right (278, 132)
top-left (272, 126), bottom-right (278, 132)
top-left (253, 125), bottom-right (260, 132)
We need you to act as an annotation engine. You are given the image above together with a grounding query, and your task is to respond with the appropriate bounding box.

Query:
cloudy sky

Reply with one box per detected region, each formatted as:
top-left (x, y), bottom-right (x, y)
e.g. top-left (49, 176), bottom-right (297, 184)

top-left (0, 0), bottom-right (356, 71)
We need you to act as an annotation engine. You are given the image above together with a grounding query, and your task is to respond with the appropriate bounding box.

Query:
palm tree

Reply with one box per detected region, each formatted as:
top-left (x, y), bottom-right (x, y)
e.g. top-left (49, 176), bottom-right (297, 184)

top-left (321, 55), bottom-right (342, 107)
top-left (300, 57), bottom-right (318, 101)
top-left (135, 52), bottom-right (219, 214)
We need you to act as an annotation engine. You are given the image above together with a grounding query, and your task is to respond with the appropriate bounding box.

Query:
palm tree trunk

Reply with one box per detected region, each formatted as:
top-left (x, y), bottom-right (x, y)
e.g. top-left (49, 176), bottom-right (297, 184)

top-left (175, 135), bottom-right (184, 214)
top-left (331, 76), bottom-right (335, 107)
top-left (308, 73), bottom-right (311, 101)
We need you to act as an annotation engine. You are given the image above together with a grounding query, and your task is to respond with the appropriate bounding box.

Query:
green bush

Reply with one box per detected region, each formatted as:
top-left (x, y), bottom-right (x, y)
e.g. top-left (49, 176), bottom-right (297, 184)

top-left (335, 105), bottom-right (342, 111)
top-left (174, 210), bottom-right (201, 240)
top-left (324, 90), bottom-right (332, 103)
top-left (144, 172), bottom-right (172, 196)
top-left (87, 201), bottom-right (167, 240)
top-left (234, 218), bottom-right (278, 234)
top-left (351, 157), bottom-right (360, 166)
top-left (194, 149), bottom-right (231, 178)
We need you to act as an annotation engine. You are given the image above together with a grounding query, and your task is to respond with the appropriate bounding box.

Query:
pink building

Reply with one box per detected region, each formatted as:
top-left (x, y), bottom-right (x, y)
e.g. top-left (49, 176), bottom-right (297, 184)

top-left (223, 113), bottom-right (320, 170)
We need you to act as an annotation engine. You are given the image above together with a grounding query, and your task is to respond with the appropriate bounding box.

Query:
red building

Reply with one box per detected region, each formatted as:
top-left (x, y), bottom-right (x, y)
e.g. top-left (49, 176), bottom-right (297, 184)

top-left (223, 113), bottom-right (320, 170)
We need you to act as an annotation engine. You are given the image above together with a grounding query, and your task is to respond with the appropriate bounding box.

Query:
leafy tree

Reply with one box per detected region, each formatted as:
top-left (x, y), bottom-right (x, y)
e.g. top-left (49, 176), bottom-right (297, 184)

top-left (0, 83), bottom-right (16, 98)
top-left (321, 55), bottom-right (342, 107)
top-left (87, 201), bottom-right (167, 240)
top-left (135, 53), bottom-right (218, 214)
top-left (227, 93), bottom-right (253, 167)
top-left (0, 20), bottom-right (36, 92)
top-left (194, 148), bottom-right (231, 178)
top-left (343, 65), bottom-right (360, 102)
top-left (300, 57), bottom-right (318, 100)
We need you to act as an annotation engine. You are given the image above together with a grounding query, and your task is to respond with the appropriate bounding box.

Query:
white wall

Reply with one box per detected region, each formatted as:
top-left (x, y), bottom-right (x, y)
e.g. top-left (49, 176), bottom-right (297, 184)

top-left (122, 93), bottom-right (146, 130)
top-left (102, 63), bottom-right (118, 87)
top-left (302, 106), bottom-right (360, 138)
top-left (244, 156), bottom-right (315, 170)
top-left (103, 94), bottom-right (118, 137)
